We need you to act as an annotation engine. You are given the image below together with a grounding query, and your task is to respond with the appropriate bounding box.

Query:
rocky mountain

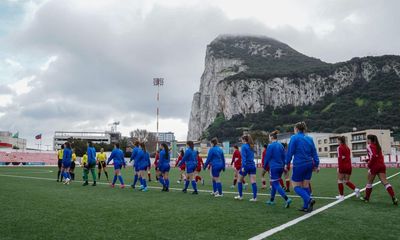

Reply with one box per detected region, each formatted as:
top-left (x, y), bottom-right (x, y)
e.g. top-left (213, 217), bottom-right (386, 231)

top-left (187, 35), bottom-right (400, 141)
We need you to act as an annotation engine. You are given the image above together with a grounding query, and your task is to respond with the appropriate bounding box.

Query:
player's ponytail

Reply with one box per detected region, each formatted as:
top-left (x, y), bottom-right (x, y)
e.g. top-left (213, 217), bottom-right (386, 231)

top-left (187, 141), bottom-right (194, 149)
top-left (242, 135), bottom-right (254, 150)
top-left (211, 137), bottom-right (218, 146)
top-left (269, 130), bottom-right (279, 140)
top-left (295, 121), bottom-right (307, 132)
top-left (161, 143), bottom-right (169, 159)
top-left (367, 134), bottom-right (382, 154)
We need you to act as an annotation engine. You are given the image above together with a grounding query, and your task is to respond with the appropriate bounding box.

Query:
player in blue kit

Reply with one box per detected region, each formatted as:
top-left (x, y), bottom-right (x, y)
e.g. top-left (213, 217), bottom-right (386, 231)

top-left (234, 135), bottom-right (258, 202)
top-left (136, 142), bottom-right (151, 192)
top-left (61, 142), bottom-right (72, 184)
top-left (130, 141), bottom-right (140, 189)
top-left (264, 130), bottom-right (292, 208)
top-left (178, 141), bottom-right (198, 194)
top-left (107, 143), bottom-right (126, 188)
top-left (204, 138), bottom-right (226, 197)
top-left (158, 143), bottom-right (171, 192)
top-left (285, 122), bottom-right (319, 213)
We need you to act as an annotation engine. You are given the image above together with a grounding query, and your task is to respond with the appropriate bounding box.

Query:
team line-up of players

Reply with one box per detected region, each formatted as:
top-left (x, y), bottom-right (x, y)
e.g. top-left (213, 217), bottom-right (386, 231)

top-left (57, 121), bottom-right (398, 213)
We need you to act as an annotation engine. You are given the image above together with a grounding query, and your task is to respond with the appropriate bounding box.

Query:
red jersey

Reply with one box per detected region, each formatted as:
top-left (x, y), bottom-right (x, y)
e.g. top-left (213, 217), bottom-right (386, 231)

top-left (367, 143), bottom-right (385, 169)
top-left (337, 144), bottom-right (352, 170)
top-left (175, 155), bottom-right (185, 170)
top-left (231, 149), bottom-right (242, 170)
top-left (154, 153), bottom-right (160, 167)
top-left (196, 156), bottom-right (204, 172)
top-left (262, 148), bottom-right (266, 166)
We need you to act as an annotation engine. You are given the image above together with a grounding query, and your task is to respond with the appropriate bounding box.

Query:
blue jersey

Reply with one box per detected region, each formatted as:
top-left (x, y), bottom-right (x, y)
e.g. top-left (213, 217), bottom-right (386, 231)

top-left (62, 148), bottom-right (72, 163)
top-left (130, 146), bottom-right (139, 166)
top-left (264, 141), bottom-right (285, 169)
top-left (204, 146), bottom-right (226, 170)
top-left (285, 132), bottom-right (319, 168)
top-left (87, 146), bottom-right (96, 164)
top-left (178, 148), bottom-right (197, 168)
top-left (107, 148), bottom-right (125, 166)
top-left (159, 149), bottom-right (170, 168)
top-left (144, 151), bottom-right (151, 168)
top-left (241, 143), bottom-right (255, 168)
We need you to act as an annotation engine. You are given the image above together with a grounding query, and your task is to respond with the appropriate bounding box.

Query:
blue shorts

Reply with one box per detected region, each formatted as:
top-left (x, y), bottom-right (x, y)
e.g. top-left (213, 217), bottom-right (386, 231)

top-left (160, 164), bottom-right (170, 173)
top-left (114, 163), bottom-right (122, 170)
top-left (239, 165), bottom-right (256, 176)
top-left (138, 165), bottom-right (148, 171)
top-left (292, 163), bottom-right (313, 182)
top-left (186, 165), bottom-right (196, 174)
top-left (62, 161), bottom-right (71, 168)
top-left (133, 165), bottom-right (139, 172)
top-left (211, 165), bottom-right (224, 177)
top-left (269, 168), bottom-right (284, 181)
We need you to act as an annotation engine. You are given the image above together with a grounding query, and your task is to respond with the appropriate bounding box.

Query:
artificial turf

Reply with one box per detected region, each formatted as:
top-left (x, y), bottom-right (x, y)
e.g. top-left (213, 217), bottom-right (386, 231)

top-left (0, 167), bottom-right (398, 240)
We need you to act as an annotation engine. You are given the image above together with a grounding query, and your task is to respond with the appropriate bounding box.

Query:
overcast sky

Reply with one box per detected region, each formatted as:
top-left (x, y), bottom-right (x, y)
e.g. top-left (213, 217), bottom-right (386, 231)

top-left (0, 0), bottom-right (399, 148)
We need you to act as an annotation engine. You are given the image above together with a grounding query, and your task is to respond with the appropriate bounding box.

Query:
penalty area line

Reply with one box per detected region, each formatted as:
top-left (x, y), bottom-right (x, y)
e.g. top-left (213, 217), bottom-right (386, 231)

top-left (248, 171), bottom-right (400, 240)
top-left (0, 173), bottom-right (336, 200)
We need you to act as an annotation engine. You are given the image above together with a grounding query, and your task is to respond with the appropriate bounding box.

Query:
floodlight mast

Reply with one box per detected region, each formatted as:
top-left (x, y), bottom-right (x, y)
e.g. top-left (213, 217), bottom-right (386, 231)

top-left (153, 78), bottom-right (164, 151)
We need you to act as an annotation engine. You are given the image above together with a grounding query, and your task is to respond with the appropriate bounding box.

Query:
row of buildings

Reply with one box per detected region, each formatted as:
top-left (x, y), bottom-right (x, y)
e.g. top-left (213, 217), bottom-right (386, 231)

top-left (53, 131), bottom-right (175, 150)
top-left (278, 129), bottom-right (394, 158)
top-left (0, 131), bottom-right (27, 150)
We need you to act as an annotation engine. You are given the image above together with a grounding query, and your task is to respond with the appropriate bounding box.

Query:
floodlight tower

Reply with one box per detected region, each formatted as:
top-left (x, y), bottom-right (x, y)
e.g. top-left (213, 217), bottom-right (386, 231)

top-left (153, 78), bottom-right (164, 151)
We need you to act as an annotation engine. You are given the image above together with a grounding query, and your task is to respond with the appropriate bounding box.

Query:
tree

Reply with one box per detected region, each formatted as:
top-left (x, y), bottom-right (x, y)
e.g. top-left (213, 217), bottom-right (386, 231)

top-left (129, 129), bottom-right (157, 154)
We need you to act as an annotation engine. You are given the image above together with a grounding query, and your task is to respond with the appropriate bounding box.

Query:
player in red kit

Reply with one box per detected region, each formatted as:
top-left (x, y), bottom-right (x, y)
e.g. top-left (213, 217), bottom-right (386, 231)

top-left (281, 143), bottom-right (291, 192)
top-left (261, 144), bottom-right (268, 189)
top-left (230, 145), bottom-right (246, 188)
top-left (154, 150), bottom-right (160, 182)
top-left (361, 135), bottom-right (398, 205)
top-left (195, 151), bottom-right (205, 185)
top-left (175, 149), bottom-right (186, 184)
top-left (335, 136), bottom-right (360, 200)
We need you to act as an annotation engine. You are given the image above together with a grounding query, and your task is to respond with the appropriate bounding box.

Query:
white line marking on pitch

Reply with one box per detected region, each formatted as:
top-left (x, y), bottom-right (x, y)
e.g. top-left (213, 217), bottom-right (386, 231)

top-left (0, 173), bottom-right (336, 200)
top-left (249, 171), bottom-right (400, 240)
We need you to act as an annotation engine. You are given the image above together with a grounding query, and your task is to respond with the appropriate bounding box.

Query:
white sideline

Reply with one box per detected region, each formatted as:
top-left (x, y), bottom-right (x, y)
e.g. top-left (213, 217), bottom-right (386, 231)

top-left (0, 173), bottom-right (336, 200)
top-left (249, 171), bottom-right (400, 240)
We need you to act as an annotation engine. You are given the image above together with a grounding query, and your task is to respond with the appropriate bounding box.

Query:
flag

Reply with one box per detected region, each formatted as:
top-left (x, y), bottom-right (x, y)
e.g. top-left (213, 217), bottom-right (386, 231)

top-left (35, 134), bottom-right (42, 140)
top-left (12, 132), bottom-right (19, 138)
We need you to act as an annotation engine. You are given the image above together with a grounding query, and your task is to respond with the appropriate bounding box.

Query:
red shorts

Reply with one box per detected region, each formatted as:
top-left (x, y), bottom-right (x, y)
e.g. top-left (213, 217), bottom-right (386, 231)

top-left (369, 165), bottom-right (386, 175)
top-left (287, 163), bottom-right (291, 171)
top-left (338, 167), bottom-right (352, 175)
top-left (264, 165), bottom-right (270, 172)
top-left (196, 167), bottom-right (202, 172)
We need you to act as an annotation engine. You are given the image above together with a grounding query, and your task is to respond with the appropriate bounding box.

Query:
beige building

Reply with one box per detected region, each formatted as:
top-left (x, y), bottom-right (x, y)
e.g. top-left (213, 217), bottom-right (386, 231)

top-left (0, 131), bottom-right (27, 150)
top-left (328, 129), bottom-right (393, 158)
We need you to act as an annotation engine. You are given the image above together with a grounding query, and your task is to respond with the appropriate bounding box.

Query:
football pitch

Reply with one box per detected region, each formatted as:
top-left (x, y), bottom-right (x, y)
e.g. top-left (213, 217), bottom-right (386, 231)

top-left (0, 167), bottom-right (399, 240)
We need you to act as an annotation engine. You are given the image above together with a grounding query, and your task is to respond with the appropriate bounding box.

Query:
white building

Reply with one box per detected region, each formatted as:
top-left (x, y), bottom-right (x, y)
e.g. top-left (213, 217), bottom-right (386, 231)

top-left (152, 132), bottom-right (175, 143)
top-left (53, 131), bottom-right (113, 150)
top-left (0, 131), bottom-right (27, 150)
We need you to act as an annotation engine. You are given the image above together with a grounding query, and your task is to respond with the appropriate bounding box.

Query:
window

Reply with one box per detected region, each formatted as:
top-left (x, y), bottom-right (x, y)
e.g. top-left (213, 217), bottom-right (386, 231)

top-left (318, 148), bottom-right (322, 152)
top-left (318, 140), bottom-right (322, 144)
top-left (352, 134), bottom-right (366, 142)
top-left (324, 139), bottom-right (328, 144)
top-left (324, 147), bottom-right (328, 152)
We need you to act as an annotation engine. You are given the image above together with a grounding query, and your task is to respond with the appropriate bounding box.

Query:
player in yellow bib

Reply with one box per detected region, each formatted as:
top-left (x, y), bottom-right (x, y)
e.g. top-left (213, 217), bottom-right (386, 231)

top-left (69, 149), bottom-right (77, 180)
top-left (97, 148), bottom-right (109, 181)
top-left (57, 145), bottom-right (64, 182)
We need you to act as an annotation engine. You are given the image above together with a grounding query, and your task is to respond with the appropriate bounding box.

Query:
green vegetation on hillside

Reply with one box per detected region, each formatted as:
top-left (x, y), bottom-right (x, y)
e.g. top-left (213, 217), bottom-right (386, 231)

top-left (204, 68), bottom-right (400, 142)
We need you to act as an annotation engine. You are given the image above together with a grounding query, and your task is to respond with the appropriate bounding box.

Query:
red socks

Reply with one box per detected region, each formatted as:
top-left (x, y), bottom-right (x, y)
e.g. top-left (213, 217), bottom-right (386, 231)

top-left (286, 180), bottom-right (290, 190)
top-left (233, 179), bottom-right (237, 186)
top-left (365, 184), bottom-right (373, 200)
top-left (262, 180), bottom-right (266, 186)
top-left (385, 184), bottom-right (395, 198)
top-left (338, 183), bottom-right (344, 195)
top-left (346, 181), bottom-right (356, 190)
top-left (195, 176), bottom-right (202, 182)
top-left (309, 183), bottom-right (312, 194)
top-left (279, 178), bottom-right (284, 188)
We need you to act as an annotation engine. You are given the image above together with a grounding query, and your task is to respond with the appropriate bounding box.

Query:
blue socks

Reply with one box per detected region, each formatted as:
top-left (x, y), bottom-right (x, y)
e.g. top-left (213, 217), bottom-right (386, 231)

top-left (272, 181), bottom-right (288, 201)
top-left (165, 179), bottom-right (169, 188)
top-left (270, 183), bottom-right (277, 202)
top-left (191, 180), bottom-right (197, 191)
top-left (238, 182), bottom-right (243, 197)
top-left (133, 174), bottom-right (138, 186)
top-left (294, 186), bottom-right (310, 209)
top-left (184, 179), bottom-right (189, 190)
top-left (143, 179), bottom-right (147, 188)
top-left (212, 180), bottom-right (217, 193)
top-left (159, 176), bottom-right (165, 187)
top-left (118, 176), bottom-right (124, 185)
top-left (252, 183), bottom-right (257, 199)
top-left (217, 182), bottom-right (222, 195)
top-left (112, 175), bottom-right (117, 185)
